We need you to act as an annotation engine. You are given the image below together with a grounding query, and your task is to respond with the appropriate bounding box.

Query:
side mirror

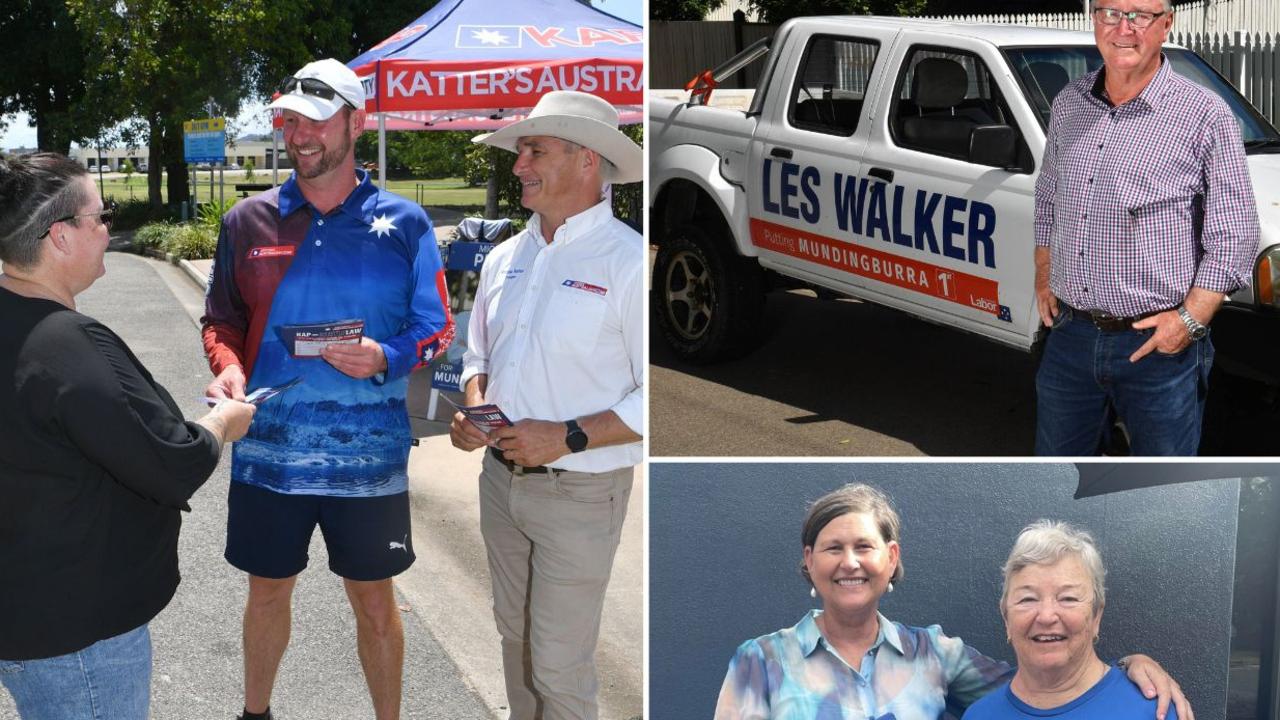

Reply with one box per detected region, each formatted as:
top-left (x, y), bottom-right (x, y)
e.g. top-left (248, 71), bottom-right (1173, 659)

top-left (969, 124), bottom-right (1017, 168)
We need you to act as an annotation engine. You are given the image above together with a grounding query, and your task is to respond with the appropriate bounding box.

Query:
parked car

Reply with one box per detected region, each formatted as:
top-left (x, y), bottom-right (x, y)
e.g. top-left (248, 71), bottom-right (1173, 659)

top-left (649, 17), bottom-right (1280, 397)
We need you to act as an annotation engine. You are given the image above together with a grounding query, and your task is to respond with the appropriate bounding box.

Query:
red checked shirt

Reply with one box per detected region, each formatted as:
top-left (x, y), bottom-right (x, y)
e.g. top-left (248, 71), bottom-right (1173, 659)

top-left (1034, 57), bottom-right (1258, 316)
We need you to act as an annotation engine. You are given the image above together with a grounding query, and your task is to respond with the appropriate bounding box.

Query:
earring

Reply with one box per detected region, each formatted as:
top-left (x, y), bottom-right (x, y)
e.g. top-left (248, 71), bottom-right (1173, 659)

top-left (809, 586), bottom-right (816, 599)
top-left (887, 581), bottom-right (894, 593)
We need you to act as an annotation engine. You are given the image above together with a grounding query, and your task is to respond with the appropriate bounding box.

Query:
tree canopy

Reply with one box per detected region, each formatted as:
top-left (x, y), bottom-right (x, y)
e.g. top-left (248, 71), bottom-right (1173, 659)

top-left (0, 0), bottom-right (116, 154)
top-left (749, 0), bottom-right (928, 24)
top-left (652, 0), bottom-right (727, 20)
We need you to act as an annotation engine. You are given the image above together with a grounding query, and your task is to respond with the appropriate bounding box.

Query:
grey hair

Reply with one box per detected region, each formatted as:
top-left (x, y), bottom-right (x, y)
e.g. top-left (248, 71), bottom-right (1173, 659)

top-left (1091, 0), bottom-right (1173, 14)
top-left (799, 483), bottom-right (904, 585)
top-left (0, 153), bottom-right (91, 269)
top-left (557, 138), bottom-right (618, 176)
top-left (1001, 520), bottom-right (1106, 615)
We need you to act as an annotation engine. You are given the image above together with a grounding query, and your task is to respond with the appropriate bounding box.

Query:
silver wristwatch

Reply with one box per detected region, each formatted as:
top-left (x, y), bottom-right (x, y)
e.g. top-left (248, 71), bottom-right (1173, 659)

top-left (1177, 306), bottom-right (1208, 341)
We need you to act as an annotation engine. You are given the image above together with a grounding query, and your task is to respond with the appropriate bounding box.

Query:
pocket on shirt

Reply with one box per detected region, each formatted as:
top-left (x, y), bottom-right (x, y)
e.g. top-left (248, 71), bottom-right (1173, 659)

top-left (543, 284), bottom-right (609, 354)
top-left (1123, 192), bottom-right (1195, 241)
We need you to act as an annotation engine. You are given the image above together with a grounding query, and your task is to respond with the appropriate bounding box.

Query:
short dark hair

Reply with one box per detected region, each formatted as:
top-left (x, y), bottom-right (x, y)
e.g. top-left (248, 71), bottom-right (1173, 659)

top-left (0, 153), bottom-right (91, 269)
top-left (800, 483), bottom-right (905, 585)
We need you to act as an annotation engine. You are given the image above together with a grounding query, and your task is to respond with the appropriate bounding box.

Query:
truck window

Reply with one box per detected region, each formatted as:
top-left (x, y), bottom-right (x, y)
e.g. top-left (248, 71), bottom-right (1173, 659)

top-left (787, 35), bottom-right (879, 137)
top-left (890, 46), bottom-right (1022, 164)
top-left (1005, 45), bottom-right (1280, 148)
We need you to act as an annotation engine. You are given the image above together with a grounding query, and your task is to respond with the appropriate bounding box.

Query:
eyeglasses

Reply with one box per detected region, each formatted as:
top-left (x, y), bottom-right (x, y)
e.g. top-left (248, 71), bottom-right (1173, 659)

top-left (1093, 6), bottom-right (1168, 29)
top-left (38, 200), bottom-right (117, 239)
top-left (280, 76), bottom-right (358, 109)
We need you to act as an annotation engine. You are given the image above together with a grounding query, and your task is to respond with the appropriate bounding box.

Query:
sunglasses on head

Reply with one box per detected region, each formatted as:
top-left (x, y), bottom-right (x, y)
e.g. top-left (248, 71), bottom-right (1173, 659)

top-left (280, 76), bottom-right (358, 109)
top-left (38, 200), bottom-right (117, 239)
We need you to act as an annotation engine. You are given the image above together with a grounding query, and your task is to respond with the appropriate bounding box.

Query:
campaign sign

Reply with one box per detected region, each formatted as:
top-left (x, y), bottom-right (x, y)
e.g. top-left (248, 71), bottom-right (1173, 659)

top-left (430, 359), bottom-right (463, 391)
top-left (446, 242), bottom-right (495, 272)
top-left (183, 117), bottom-right (226, 164)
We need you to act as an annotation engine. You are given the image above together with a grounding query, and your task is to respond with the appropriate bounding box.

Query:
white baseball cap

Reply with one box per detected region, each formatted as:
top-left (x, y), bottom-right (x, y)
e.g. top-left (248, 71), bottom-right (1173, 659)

top-left (268, 58), bottom-right (365, 121)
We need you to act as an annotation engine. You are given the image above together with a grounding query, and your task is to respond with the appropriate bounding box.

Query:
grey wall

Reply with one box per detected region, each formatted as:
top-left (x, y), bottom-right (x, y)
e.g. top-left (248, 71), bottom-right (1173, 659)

top-left (649, 463), bottom-right (1240, 719)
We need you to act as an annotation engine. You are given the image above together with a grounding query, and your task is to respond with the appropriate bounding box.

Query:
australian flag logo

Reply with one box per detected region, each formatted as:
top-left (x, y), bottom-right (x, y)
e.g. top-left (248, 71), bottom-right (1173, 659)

top-left (456, 25), bottom-right (522, 49)
top-left (562, 279), bottom-right (608, 297)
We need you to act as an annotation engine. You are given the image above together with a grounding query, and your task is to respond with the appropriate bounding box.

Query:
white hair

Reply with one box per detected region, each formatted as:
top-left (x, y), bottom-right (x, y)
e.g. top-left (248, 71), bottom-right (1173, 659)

top-left (1090, 0), bottom-right (1173, 14)
top-left (1000, 520), bottom-right (1106, 615)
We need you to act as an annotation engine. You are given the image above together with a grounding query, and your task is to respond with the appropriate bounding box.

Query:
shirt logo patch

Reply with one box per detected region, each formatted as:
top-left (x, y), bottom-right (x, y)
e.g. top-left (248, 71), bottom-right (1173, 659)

top-left (505, 268), bottom-right (525, 280)
top-left (247, 246), bottom-right (296, 260)
top-left (562, 279), bottom-right (608, 296)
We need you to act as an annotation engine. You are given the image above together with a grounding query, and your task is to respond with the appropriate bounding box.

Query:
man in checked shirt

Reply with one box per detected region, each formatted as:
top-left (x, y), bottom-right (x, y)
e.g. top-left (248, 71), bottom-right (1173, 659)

top-left (1034, 0), bottom-right (1258, 456)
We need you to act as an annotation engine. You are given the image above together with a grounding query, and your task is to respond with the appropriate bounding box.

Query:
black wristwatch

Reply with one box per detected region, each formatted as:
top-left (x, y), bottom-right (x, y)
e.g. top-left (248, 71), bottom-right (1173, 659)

top-left (565, 420), bottom-right (589, 453)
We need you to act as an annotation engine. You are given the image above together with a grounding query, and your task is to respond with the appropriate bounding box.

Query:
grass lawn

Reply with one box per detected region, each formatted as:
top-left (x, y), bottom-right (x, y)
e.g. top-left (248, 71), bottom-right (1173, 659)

top-left (97, 172), bottom-right (488, 212)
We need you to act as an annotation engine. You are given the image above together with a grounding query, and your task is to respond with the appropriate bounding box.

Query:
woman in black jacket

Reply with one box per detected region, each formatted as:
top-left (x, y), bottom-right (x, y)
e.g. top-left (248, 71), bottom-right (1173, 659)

top-left (0, 152), bottom-right (256, 719)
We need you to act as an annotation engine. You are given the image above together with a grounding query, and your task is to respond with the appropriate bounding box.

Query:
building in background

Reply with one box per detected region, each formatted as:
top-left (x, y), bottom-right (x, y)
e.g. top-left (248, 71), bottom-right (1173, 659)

top-left (66, 135), bottom-right (290, 172)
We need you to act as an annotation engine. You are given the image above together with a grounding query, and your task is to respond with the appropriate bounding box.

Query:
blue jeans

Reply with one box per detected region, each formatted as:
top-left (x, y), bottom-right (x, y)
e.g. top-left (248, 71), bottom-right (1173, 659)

top-left (0, 624), bottom-right (151, 720)
top-left (1035, 306), bottom-right (1213, 456)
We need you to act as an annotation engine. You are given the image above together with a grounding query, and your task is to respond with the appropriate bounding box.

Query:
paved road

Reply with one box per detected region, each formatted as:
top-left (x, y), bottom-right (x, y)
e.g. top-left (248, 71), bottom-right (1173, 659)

top-left (2, 249), bottom-right (642, 719)
top-left (651, 285), bottom-right (1278, 456)
top-left (651, 288), bottom-right (1039, 456)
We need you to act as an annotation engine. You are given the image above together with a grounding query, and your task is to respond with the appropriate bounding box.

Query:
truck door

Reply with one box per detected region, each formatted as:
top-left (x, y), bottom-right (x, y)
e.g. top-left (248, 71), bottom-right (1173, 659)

top-left (746, 25), bottom-right (900, 294)
top-left (857, 33), bottom-right (1042, 351)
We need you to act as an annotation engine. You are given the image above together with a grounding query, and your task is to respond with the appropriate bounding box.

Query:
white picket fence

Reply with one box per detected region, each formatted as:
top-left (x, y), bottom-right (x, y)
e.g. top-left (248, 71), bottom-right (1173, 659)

top-left (925, 8), bottom-right (1280, 126)
top-left (929, 0), bottom-right (1280, 34)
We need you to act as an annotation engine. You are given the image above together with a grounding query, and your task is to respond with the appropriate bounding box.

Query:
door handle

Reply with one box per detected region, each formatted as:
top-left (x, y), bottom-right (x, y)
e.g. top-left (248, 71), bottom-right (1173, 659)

top-left (770, 147), bottom-right (794, 160)
top-left (868, 167), bottom-right (894, 183)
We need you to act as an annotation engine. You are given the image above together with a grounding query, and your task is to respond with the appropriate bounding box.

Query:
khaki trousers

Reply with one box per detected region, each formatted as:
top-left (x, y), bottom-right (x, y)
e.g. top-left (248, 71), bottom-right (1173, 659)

top-left (478, 451), bottom-right (633, 720)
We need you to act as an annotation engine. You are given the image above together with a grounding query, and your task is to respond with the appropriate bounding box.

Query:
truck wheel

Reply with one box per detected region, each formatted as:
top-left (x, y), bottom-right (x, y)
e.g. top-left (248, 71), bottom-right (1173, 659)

top-left (652, 224), bottom-right (764, 364)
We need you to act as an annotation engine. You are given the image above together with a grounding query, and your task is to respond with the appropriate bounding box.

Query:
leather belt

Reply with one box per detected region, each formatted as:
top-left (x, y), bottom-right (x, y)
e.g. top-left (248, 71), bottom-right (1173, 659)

top-left (1061, 302), bottom-right (1170, 332)
top-left (489, 446), bottom-right (555, 474)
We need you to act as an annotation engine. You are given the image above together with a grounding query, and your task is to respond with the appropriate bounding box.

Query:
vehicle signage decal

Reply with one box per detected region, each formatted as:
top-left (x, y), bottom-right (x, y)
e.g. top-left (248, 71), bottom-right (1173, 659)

top-left (750, 217), bottom-right (1007, 319)
top-left (760, 159), bottom-right (998, 269)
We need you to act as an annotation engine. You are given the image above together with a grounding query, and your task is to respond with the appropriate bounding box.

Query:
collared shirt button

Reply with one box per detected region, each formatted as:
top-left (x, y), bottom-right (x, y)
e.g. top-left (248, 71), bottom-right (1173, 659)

top-left (317, 219), bottom-right (325, 226)
top-left (1097, 143), bottom-right (1104, 149)
top-left (1082, 213), bottom-right (1087, 220)
top-left (315, 240), bottom-right (322, 246)
top-left (1088, 178), bottom-right (1094, 184)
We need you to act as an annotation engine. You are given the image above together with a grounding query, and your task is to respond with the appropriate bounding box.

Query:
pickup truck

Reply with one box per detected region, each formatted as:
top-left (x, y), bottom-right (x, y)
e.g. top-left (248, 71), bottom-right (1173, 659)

top-left (649, 17), bottom-right (1280, 398)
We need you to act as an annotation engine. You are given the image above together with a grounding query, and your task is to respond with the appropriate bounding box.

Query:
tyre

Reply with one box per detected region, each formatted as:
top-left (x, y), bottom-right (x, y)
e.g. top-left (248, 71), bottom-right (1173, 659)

top-left (651, 223), bottom-right (764, 364)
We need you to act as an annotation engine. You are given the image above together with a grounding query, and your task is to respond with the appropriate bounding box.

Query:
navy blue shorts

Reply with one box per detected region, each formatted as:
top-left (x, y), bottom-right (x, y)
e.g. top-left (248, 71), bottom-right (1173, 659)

top-left (225, 481), bottom-right (415, 581)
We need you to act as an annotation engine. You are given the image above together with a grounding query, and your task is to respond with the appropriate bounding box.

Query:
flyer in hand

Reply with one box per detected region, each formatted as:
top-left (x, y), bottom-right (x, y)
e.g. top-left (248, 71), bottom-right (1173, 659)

top-left (282, 319), bottom-right (364, 357)
top-left (443, 395), bottom-right (515, 431)
top-left (203, 377), bottom-right (302, 408)
top-left (245, 376), bottom-right (303, 405)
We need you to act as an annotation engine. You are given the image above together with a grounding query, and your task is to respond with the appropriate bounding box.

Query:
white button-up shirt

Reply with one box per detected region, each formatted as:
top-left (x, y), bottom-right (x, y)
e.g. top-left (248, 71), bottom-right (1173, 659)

top-left (460, 200), bottom-right (643, 472)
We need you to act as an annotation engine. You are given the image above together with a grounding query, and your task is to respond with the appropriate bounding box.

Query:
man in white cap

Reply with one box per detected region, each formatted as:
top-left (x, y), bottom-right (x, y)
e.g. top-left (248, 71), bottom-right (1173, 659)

top-left (202, 58), bottom-right (453, 720)
top-left (449, 90), bottom-right (643, 720)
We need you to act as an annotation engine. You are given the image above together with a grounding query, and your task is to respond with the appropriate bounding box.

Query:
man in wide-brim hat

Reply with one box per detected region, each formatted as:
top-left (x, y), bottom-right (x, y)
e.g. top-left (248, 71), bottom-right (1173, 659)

top-left (450, 90), bottom-right (643, 720)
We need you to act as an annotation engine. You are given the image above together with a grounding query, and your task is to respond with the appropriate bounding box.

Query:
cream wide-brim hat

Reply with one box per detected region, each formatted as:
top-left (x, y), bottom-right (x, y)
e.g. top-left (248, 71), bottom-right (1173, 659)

top-left (473, 91), bottom-right (641, 184)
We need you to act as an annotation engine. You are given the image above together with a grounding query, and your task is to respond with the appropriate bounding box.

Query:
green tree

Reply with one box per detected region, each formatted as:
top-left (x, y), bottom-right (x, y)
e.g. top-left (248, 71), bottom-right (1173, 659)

top-left (249, 0), bottom-right (440, 99)
top-left (750, 0), bottom-right (927, 23)
top-left (121, 158), bottom-right (135, 186)
top-left (244, 158), bottom-right (256, 181)
top-left (0, 0), bottom-right (121, 154)
top-left (651, 0), bottom-right (727, 20)
top-left (68, 0), bottom-right (267, 207)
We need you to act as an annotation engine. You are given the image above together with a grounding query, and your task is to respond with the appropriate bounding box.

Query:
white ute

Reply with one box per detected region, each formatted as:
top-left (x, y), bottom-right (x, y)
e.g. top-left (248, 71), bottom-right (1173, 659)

top-left (649, 17), bottom-right (1280, 395)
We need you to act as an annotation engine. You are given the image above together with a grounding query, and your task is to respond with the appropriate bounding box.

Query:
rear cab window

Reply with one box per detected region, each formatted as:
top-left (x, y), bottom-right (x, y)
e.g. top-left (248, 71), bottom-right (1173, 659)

top-left (889, 44), bottom-right (1033, 172)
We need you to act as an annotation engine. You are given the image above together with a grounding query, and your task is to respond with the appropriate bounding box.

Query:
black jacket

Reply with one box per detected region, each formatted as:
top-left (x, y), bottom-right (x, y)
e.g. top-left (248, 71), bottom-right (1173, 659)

top-left (0, 286), bottom-right (219, 660)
